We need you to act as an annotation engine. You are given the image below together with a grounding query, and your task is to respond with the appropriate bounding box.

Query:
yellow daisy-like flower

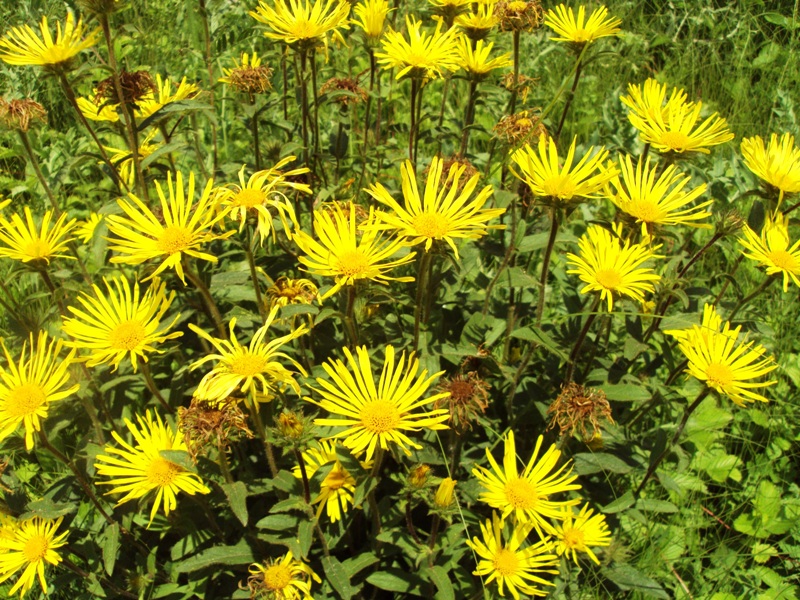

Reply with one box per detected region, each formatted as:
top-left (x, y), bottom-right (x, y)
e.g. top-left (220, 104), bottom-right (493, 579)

top-left (0, 517), bottom-right (68, 598)
top-left (739, 211), bottom-right (800, 291)
top-left (307, 345), bottom-right (450, 461)
top-left (622, 78), bottom-right (734, 154)
top-left (62, 276), bottom-right (183, 373)
top-left (0, 208), bottom-right (76, 265)
top-left (455, 4), bottom-right (498, 41)
top-left (544, 4), bottom-right (621, 44)
top-left (248, 551), bottom-right (321, 600)
top-left (249, 0), bottom-right (351, 51)
top-left (552, 503), bottom-right (612, 565)
top-left (466, 513), bottom-right (558, 600)
top-left (607, 155), bottom-right (712, 237)
top-left (433, 476), bottom-right (457, 508)
top-left (375, 16), bottom-right (461, 80)
top-left (292, 440), bottom-right (372, 522)
top-left (511, 135), bottom-right (616, 203)
top-left (456, 36), bottom-right (512, 77)
top-left (77, 94), bottom-right (119, 122)
top-left (566, 224), bottom-right (661, 311)
top-left (353, 0), bottom-right (391, 41)
top-left (105, 171), bottom-right (231, 284)
top-left (105, 129), bottom-right (161, 188)
top-left (366, 156), bottom-right (504, 259)
top-left (266, 276), bottom-right (319, 309)
top-left (472, 431), bottom-right (581, 535)
top-left (96, 410), bottom-right (211, 523)
top-left (293, 202), bottom-right (416, 301)
top-left (136, 75), bottom-right (199, 121)
top-left (189, 307), bottom-right (308, 403)
top-left (75, 212), bottom-right (104, 243)
top-left (741, 133), bottom-right (800, 204)
top-left (0, 332), bottom-right (79, 450)
top-left (665, 303), bottom-right (778, 406)
top-left (0, 12), bottom-right (99, 70)
top-left (216, 157), bottom-right (309, 244)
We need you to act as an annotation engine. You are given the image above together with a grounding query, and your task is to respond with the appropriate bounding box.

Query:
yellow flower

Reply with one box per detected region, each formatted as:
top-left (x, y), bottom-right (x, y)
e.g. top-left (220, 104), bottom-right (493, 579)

top-left (218, 51), bottom-right (273, 95)
top-left (622, 78), bottom-right (734, 154)
top-left (544, 4), bottom-right (621, 44)
top-left (472, 431), bottom-right (580, 535)
top-left (375, 16), bottom-right (461, 80)
top-left (665, 303), bottom-right (778, 406)
top-left (249, 0), bottom-right (351, 51)
top-left (0, 208), bottom-right (76, 265)
top-left (292, 440), bottom-right (372, 522)
top-left (247, 551), bottom-right (321, 600)
top-left (552, 503), bottom-right (612, 565)
top-left (353, 0), bottom-right (391, 40)
top-left (0, 517), bottom-right (68, 598)
top-left (739, 211), bottom-right (800, 291)
top-left (511, 135), bottom-right (615, 203)
top-left (266, 276), bottom-right (319, 309)
top-left (566, 224), bottom-right (661, 311)
top-left (189, 307), bottom-right (308, 403)
top-left (105, 129), bottom-right (161, 188)
top-left (105, 171), bottom-right (231, 284)
top-left (136, 75), bottom-right (199, 121)
top-left (433, 477), bottom-right (457, 508)
top-left (75, 212), bottom-right (104, 243)
top-left (293, 202), bottom-right (416, 301)
top-left (607, 155), bottom-right (712, 237)
top-left (0, 332), bottom-right (78, 450)
top-left (456, 36), bottom-right (512, 77)
top-left (466, 513), bottom-right (558, 600)
top-left (366, 156), bottom-right (504, 259)
top-left (455, 4), bottom-right (498, 41)
top-left (62, 276), bottom-right (183, 372)
top-left (0, 12), bottom-right (99, 70)
top-left (216, 157), bottom-right (309, 244)
top-left (741, 133), bottom-right (800, 204)
top-left (77, 95), bottom-right (119, 122)
top-left (307, 345), bottom-right (450, 461)
top-left (96, 410), bottom-right (211, 523)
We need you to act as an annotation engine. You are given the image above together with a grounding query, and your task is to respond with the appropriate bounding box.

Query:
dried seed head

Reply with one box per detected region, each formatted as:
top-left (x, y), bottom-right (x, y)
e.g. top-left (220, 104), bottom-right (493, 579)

top-left (495, 0), bottom-right (543, 32)
top-left (435, 371), bottom-right (491, 432)
top-left (547, 382), bottom-right (614, 442)
top-left (94, 70), bottom-right (155, 108)
top-left (320, 77), bottom-right (368, 106)
top-left (408, 464), bottom-right (431, 488)
top-left (266, 277), bottom-right (319, 310)
top-left (493, 109), bottom-right (547, 147)
top-left (501, 72), bottom-right (537, 104)
top-left (178, 396), bottom-right (253, 459)
top-left (277, 411), bottom-right (305, 440)
top-left (0, 98), bottom-right (47, 132)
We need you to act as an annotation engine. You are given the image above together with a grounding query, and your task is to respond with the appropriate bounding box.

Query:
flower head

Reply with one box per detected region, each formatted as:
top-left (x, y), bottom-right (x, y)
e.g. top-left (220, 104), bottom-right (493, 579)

top-left (219, 51), bottom-right (273, 95)
top-left (0, 98), bottom-right (47, 132)
top-left (247, 552), bottom-right (321, 600)
top-left (366, 156), bottom-right (504, 258)
top-left (456, 37), bottom-right (512, 78)
top-left (266, 276), bottom-right (319, 309)
top-left (739, 211), bottom-right (800, 291)
top-left (495, 0), bottom-right (544, 32)
top-left (75, 213), bottom-right (103, 243)
top-left (552, 503), bottom-right (612, 565)
top-left (466, 513), bottom-right (558, 600)
top-left (77, 94), bottom-right (120, 123)
top-left (307, 345), bottom-right (450, 461)
top-left (433, 477), bottom-right (457, 508)
top-left (0, 517), bottom-right (69, 598)
top-left (511, 136), bottom-right (615, 203)
top-left (741, 133), bottom-right (800, 203)
top-left (353, 0), bottom-right (391, 41)
top-left (0, 12), bottom-right (98, 70)
top-left (136, 75), bottom-right (199, 121)
top-left (96, 410), bottom-right (211, 523)
top-left (293, 202), bottom-right (416, 300)
top-left (547, 382), bottom-right (613, 441)
top-left (455, 4), bottom-right (498, 41)
top-left (0, 208), bottom-right (76, 266)
top-left (544, 4), bottom-right (621, 45)
top-left (665, 303), bottom-right (778, 406)
top-left (0, 332), bottom-right (78, 450)
top-left (189, 307), bottom-right (307, 404)
top-left (472, 431), bottom-right (581, 535)
top-left (105, 171), bottom-right (231, 284)
top-left (62, 276), bottom-right (182, 373)
top-left (105, 129), bottom-right (161, 188)
top-left (494, 110), bottom-right (547, 147)
top-left (375, 16), bottom-right (461, 80)
top-left (249, 0), bottom-right (351, 52)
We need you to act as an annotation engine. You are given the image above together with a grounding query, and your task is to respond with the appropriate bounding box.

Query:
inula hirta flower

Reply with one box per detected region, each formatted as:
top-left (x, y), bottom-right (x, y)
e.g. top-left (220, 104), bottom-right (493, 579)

top-left (0, 98), bottom-right (47, 132)
top-left (665, 303), bottom-right (778, 406)
top-left (219, 51), bottom-right (273, 95)
top-left (75, 212), bottom-right (103, 243)
top-left (544, 4), bottom-right (621, 45)
top-left (307, 345), bottom-right (450, 461)
top-left (0, 208), bottom-right (76, 265)
top-left (247, 552), bottom-right (321, 600)
top-left (353, 0), bottom-right (392, 41)
top-left (0, 12), bottom-right (99, 70)
top-left (495, 0), bottom-right (544, 32)
top-left (105, 130), bottom-right (161, 188)
top-left (375, 16), bottom-right (461, 81)
top-left (566, 224), bottom-right (661, 311)
top-left (456, 37), bottom-right (513, 78)
top-left (455, 3), bottom-right (498, 41)
top-left (0, 332), bottom-right (78, 450)
top-left (136, 75), bottom-right (199, 121)
top-left (552, 504), bottom-right (612, 565)
top-left (472, 431), bottom-right (581, 535)
top-left (249, 0), bottom-right (351, 52)
top-left (62, 276), bottom-right (183, 372)
top-left (366, 156), bottom-right (504, 259)
top-left (96, 410), bottom-right (211, 523)
top-left (266, 276), bottom-right (319, 309)
top-left (739, 211), bottom-right (800, 291)
top-left (740, 133), bottom-right (800, 204)
top-left (0, 517), bottom-right (69, 598)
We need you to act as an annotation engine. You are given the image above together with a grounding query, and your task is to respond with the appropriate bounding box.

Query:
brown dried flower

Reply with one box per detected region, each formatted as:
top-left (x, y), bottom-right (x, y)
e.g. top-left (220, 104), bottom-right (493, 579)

top-left (0, 99), bottom-right (47, 132)
top-left (408, 464), bottom-right (431, 489)
top-left (501, 72), bottom-right (537, 104)
top-left (320, 77), bottom-right (368, 106)
top-left (94, 70), bottom-right (155, 109)
top-left (220, 52), bottom-right (273, 96)
top-left (435, 371), bottom-right (491, 431)
top-left (493, 109), bottom-right (548, 147)
top-left (547, 382), bottom-right (614, 441)
top-left (178, 396), bottom-right (253, 459)
top-left (495, 0), bottom-right (544, 32)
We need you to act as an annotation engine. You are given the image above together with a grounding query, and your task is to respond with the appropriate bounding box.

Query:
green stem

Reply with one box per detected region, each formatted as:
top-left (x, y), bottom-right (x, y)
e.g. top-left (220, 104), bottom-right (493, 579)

top-left (217, 440), bottom-right (234, 484)
top-left (413, 251), bottom-right (433, 351)
top-left (298, 49), bottom-right (310, 167)
top-left (250, 95), bottom-right (262, 171)
top-left (405, 494), bottom-right (422, 544)
top-left (728, 275), bottom-right (777, 322)
top-left (409, 77), bottom-right (419, 165)
top-left (245, 226), bottom-right (267, 323)
top-left (554, 54), bottom-right (584, 140)
top-left (197, 0), bottom-right (219, 174)
top-left (309, 49), bottom-right (321, 161)
top-left (535, 208), bottom-right (560, 326)
top-left (249, 399), bottom-right (278, 477)
top-left (459, 80), bottom-right (479, 156)
top-left (564, 294), bottom-right (601, 383)
top-left (141, 361), bottom-right (171, 413)
top-left (294, 448), bottom-right (311, 504)
top-left (343, 285), bottom-right (359, 347)
top-left (367, 447), bottom-right (384, 537)
top-left (183, 258), bottom-right (226, 337)
top-left (507, 30), bottom-right (521, 115)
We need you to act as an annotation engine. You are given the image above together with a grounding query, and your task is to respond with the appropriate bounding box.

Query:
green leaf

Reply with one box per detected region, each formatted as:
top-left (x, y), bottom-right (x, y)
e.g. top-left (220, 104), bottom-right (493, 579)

top-left (159, 450), bottom-right (197, 474)
top-left (221, 481), bottom-right (249, 526)
top-left (256, 514), bottom-right (301, 530)
top-left (636, 499), bottom-right (679, 513)
top-left (322, 556), bottom-right (358, 599)
top-left (140, 141), bottom-right (184, 169)
top-left (103, 523), bottom-right (119, 577)
top-left (174, 540), bottom-right (255, 573)
top-left (298, 520), bottom-right (314, 559)
top-left (602, 492), bottom-right (635, 514)
top-left (19, 498), bottom-right (76, 521)
top-left (424, 566), bottom-right (455, 600)
top-left (366, 570), bottom-right (422, 595)
top-left (601, 383), bottom-right (650, 402)
top-left (573, 452), bottom-right (633, 475)
top-left (602, 565), bottom-right (669, 598)
top-left (342, 553), bottom-right (379, 578)
top-left (137, 99), bottom-right (213, 131)
top-left (510, 326), bottom-right (568, 359)
top-left (280, 303), bottom-right (319, 318)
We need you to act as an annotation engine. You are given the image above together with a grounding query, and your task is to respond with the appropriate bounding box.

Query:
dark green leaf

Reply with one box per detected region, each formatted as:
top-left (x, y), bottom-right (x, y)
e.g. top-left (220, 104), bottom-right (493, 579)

top-left (342, 552), bottom-right (379, 578)
top-left (221, 481), bottom-right (248, 526)
top-left (366, 569), bottom-right (422, 595)
top-left (601, 383), bottom-right (650, 402)
top-left (322, 556), bottom-right (358, 599)
top-left (174, 540), bottom-right (255, 573)
top-left (636, 499), bottom-right (679, 513)
top-left (424, 566), bottom-right (455, 600)
top-left (603, 492), bottom-right (635, 514)
top-left (602, 565), bottom-right (669, 598)
top-left (19, 498), bottom-right (76, 521)
top-left (573, 452), bottom-right (633, 475)
top-left (103, 523), bottom-right (119, 577)
top-left (159, 450), bottom-right (197, 474)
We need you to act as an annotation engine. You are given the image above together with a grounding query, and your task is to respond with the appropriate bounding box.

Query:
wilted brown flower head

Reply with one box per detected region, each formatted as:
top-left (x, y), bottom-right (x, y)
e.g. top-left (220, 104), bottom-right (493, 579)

top-left (0, 98), bottom-right (47, 132)
top-left (94, 70), bottom-right (155, 108)
top-left (408, 464), bottom-right (431, 488)
top-left (320, 77), bottom-right (368, 106)
top-left (435, 371), bottom-right (490, 432)
top-left (501, 72), bottom-right (537, 104)
top-left (222, 58), bottom-right (274, 96)
top-left (495, 0), bottom-right (543, 32)
top-left (178, 396), bottom-right (253, 459)
top-left (715, 207), bottom-right (746, 237)
top-left (266, 277), bottom-right (319, 310)
top-left (494, 109), bottom-right (547, 147)
top-left (276, 411), bottom-right (304, 440)
top-left (76, 0), bottom-right (120, 16)
top-left (547, 382), bottom-right (613, 441)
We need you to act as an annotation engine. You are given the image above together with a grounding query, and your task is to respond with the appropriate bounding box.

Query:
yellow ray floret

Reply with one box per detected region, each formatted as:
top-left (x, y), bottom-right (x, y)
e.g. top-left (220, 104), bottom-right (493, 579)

top-left (456, 36), bottom-right (512, 76)
top-left (544, 4), bottom-right (621, 44)
top-left (248, 551), bottom-right (321, 599)
top-left (136, 75), bottom-right (199, 121)
top-left (249, 0), bottom-right (351, 50)
top-left (741, 133), bottom-right (800, 204)
top-left (75, 212), bottom-right (104, 243)
top-left (739, 211), bottom-right (800, 291)
top-left (552, 503), bottom-right (612, 565)
top-left (353, 0), bottom-right (392, 40)
top-left (0, 12), bottom-right (99, 68)
top-left (0, 517), bottom-right (69, 598)
top-left (375, 16), bottom-right (461, 80)
top-left (455, 4), bottom-right (498, 40)
top-left (307, 345), bottom-right (450, 461)
top-left (0, 207), bottom-right (76, 264)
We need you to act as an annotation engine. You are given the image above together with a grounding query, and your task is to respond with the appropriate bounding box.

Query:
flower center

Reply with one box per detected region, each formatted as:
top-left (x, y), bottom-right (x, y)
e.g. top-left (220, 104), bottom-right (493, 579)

top-left (659, 131), bottom-right (691, 152)
top-left (562, 527), bottom-right (586, 550)
top-left (571, 28), bottom-right (591, 42)
top-left (504, 477), bottom-right (538, 509)
top-left (323, 465), bottom-right (351, 491)
top-left (109, 319), bottom-right (147, 350)
top-left (146, 457), bottom-right (182, 487)
top-left (6, 383), bottom-right (47, 418)
top-left (263, 563), bottom-right (292, 591)
top-left (768, 249), bottom-right (799, 272)
top-left (234, 189), bottom-right (265, 208)
top-left (23, 239), bottom-right (52, 260)
top-left (22, 534), bottom-right (49, 563)
top-left (156, 226), bottom-right (192, 255)
top-left (229, 352), bottom-right (268, 377)
top-left (40, 46), bottom-right (71, 66)
top-left (631, 200), bottom-right (663, 223)
top-left (542, 174), bottom-right (576, 200)
top-left (508, 1), bottom-right (528, 11)
top-left (705, 362), bottom-right (734, 389)
top-left (412, 212), bottom-right (451, 239)
top-left (293, 20), bottom-right (318, 40)
top-left (336, 250), bottom-right (371, 278)
top-left (360, 399), bottom-right (401, 434)
top-left (492, 548), bottom-right (519, 576)
top-left (594, 268), bottom-right (623, 290)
